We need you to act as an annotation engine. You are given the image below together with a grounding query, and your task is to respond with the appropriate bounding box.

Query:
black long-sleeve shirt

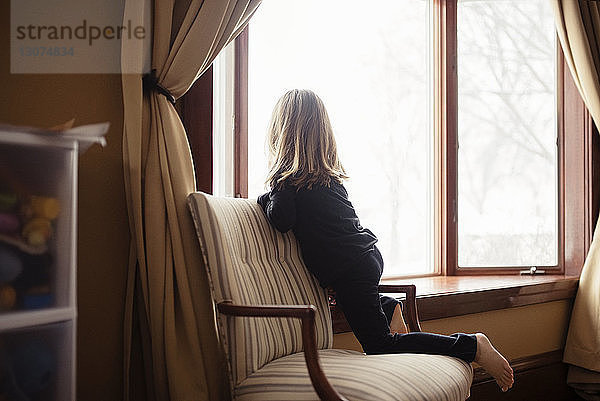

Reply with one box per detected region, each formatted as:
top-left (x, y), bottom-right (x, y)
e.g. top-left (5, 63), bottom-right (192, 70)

top-left (257, 181), bottom-right (377, 287)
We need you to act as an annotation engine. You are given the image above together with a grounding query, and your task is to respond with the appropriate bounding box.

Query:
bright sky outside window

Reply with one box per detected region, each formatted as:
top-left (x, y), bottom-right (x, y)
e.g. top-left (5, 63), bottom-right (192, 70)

top-left (246, 0), bottom-right (433, 277)
top-left (457, 0), bottom-right (558, 267)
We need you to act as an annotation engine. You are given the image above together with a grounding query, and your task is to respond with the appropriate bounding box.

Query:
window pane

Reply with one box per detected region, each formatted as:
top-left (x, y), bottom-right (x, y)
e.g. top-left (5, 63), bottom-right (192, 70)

top-left (457, 0), bottom-right (557, 267)
top-left (248, 0), bottom-right (433, 276)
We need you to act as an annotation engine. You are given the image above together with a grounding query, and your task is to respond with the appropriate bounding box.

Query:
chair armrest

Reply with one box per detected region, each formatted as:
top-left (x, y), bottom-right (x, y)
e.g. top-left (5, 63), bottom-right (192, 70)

top-left (217, 301), bottom-right (348, 401)
top-left (377, 284), bottom-right (422, 332)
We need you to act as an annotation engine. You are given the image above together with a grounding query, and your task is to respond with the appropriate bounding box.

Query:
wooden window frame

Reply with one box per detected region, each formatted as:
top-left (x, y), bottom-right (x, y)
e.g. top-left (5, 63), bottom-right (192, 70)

top-left (182, 0), bottom-right (595, 278)
top-left (438, 0), bottom-right (594, 276)
top-left (234, 28), bottom-right (249, 199)
top-left (178, 65), bottom-right (213, 195)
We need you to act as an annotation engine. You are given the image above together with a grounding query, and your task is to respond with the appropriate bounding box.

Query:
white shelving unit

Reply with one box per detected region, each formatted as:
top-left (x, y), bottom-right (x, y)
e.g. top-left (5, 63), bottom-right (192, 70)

top-left (0, 127), bottom-right (105, 401)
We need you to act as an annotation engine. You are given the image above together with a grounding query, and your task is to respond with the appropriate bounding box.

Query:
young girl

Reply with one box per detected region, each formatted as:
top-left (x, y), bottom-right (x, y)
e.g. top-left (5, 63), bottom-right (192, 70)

top-left (257, 89), bottom-right (514, 392)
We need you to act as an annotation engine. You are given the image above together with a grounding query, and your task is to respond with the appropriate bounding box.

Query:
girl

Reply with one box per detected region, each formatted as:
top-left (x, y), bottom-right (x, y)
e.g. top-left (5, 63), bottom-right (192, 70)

top-left (257, 89), bottom-right (514, 392)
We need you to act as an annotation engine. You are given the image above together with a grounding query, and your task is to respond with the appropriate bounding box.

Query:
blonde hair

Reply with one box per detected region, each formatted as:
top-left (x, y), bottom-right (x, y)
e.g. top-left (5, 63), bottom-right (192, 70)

top-left (266, 89), bottom-right (348, 190)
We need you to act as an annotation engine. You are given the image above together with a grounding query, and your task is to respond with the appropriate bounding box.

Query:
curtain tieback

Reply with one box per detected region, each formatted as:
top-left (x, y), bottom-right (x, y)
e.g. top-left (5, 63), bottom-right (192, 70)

top-left (142, 69), bottom-right (176, 105)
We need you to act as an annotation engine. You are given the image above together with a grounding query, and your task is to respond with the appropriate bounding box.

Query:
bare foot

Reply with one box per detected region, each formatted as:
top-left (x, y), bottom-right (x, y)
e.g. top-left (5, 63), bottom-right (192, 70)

top-left (390, 303), bottom-right (408, 334)
top-left (474, 333), bottom-right (514, 392)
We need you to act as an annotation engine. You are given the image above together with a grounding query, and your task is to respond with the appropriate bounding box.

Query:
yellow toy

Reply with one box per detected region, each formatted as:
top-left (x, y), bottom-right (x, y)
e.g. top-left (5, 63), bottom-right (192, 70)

top-left (0, 285), bottom-right (16, 311)
top-left (20, 196), bottom-right (60, 247)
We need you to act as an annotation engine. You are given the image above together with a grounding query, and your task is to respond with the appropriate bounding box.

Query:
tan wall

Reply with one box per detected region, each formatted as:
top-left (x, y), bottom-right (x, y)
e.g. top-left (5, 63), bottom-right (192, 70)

top-left (0, 3), bottom-right (128, 400)
top-left (334, 300), bottom-right (573, 361)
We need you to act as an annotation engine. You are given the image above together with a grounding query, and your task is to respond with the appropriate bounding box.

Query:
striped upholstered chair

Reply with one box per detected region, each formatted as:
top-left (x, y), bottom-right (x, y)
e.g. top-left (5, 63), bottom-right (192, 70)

top-left (187, 192), bottom-right (473, 401)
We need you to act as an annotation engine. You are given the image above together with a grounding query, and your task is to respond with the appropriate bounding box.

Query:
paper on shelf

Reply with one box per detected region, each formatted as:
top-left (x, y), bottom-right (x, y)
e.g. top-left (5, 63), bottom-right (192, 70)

top-left (0, 122), bottom-right (109, 152)
top-left (48, 119), bottom-right (76, 132)
top-left (62, 122), bottom-right (109, 149)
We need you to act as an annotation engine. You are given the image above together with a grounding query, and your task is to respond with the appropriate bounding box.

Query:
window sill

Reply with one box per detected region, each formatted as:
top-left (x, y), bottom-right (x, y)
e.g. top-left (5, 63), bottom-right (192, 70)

top-left (331, 275), bottom-right (578, 334)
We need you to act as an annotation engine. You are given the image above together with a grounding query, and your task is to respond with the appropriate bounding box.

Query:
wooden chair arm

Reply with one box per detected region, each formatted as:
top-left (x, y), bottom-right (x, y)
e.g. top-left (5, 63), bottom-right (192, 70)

top-left (217, 301), bottom-right (348, 401)
top-left (377, 284), bottom-right (422, 332)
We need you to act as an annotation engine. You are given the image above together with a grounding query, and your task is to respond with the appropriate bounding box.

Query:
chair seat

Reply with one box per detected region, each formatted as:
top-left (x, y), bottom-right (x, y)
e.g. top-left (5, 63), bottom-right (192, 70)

top-left (235, 348), bottom-right (473, 401)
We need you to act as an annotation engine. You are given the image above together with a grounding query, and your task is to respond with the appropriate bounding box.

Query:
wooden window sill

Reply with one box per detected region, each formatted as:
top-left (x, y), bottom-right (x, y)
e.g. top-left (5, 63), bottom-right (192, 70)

top-left (332, 275), bottom-right (578, 334)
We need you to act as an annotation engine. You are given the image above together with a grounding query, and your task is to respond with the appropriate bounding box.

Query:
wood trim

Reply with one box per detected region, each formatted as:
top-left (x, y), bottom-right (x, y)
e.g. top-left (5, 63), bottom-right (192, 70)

top-left (452, 267), bottom-right (559, 276)
top-left (445, 0), bottom-right (458, 275)
top-left (562, 44), bottom-right (594, 277)
top-left (473, 350), bottom-right (563, 383)
top-left (181, 66), bottom-right (213, 194)
top-left (234, 27), bottom-right (249, 198)
top-left (593, 123), bottom-right (600, 238)
top-left (217, 301), bottom-right (348, 401)
top-left (377, 284), bottom-right (422, 332)
top-left (414, 277), bottom-right (576, 321)
top-left (557, 44), bottom-right (567, 275)
top-left (331, 277), bottom-right (578, 333)
top-left (436, 0), bottom-right (458, 276)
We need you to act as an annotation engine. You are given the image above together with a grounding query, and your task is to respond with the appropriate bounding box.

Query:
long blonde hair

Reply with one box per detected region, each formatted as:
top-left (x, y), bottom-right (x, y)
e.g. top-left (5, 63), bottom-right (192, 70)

top-left (266, 89), bottom-right (348, 190)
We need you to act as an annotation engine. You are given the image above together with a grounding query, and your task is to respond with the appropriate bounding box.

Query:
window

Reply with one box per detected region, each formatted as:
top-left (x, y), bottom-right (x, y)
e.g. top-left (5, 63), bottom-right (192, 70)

top-left (246, 0), bottom-right (434, 277)
top-left (456, 0), bottom-right (558, 268)
top-left (188, 0), bottom-right (593, 278)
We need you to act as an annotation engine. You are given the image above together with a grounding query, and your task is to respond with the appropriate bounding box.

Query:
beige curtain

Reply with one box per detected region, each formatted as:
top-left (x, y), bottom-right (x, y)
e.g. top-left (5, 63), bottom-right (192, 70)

top-left (551, 1), bottom-right (600, 396)
top-left (120, 0), bottom-right (261, 400)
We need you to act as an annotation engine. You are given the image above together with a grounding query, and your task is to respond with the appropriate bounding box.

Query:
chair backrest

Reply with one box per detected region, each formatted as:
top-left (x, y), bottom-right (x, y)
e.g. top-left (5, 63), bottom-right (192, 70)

top-left (187, 192), bottom-right (333, 387)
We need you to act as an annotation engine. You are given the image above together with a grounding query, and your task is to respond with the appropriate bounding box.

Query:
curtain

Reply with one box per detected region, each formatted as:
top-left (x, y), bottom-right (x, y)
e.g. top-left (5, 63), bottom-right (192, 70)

top-left (120, 0), bottom-right (261, 400)
top-left (551, 1), bottom-right (600, 397)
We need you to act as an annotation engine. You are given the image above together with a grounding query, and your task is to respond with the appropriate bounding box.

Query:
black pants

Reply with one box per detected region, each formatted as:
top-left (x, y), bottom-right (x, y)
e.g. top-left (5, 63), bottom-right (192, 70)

top-left (331, 246), bottom-right (477, 363)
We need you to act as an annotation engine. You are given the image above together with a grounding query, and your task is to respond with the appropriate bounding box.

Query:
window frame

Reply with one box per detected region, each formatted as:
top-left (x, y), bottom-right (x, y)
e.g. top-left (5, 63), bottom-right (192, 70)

top-left (233, 28), bottom-right (249, 199)
top-left (182, 0), bottom-right (595, 278)
top-left (436, 0), bottom-right (593, 276)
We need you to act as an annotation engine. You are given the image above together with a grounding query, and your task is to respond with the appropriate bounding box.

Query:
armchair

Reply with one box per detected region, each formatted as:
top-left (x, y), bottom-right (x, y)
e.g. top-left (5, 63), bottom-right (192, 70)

top-left (187, 192), bottom-right (472, 400)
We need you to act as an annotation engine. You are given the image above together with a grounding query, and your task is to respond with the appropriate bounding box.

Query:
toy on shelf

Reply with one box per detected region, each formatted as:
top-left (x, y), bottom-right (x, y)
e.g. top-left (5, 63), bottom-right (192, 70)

top-left (0, 192), bottom-right (58, 312)
top-left (0, 286), bottom-right (17, 311)
top-left (20, 196), bottom-right (60, 247)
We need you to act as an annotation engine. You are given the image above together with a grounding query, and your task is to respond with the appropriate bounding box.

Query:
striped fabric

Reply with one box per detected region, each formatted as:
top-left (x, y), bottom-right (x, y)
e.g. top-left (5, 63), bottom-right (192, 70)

top-left (235, 349), bottom-right (473, 401)
top-left (187, 193), bottom-right (333, 388)
top-left (187, 192), bottom-right (472, 401)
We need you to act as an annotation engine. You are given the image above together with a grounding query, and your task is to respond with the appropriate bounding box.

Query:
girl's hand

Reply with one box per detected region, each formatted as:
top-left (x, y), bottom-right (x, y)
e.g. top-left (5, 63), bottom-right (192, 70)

top-left (257, 192), bottom-right (270, 210)
top-left (258, 187), bottom-right (296, 233)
